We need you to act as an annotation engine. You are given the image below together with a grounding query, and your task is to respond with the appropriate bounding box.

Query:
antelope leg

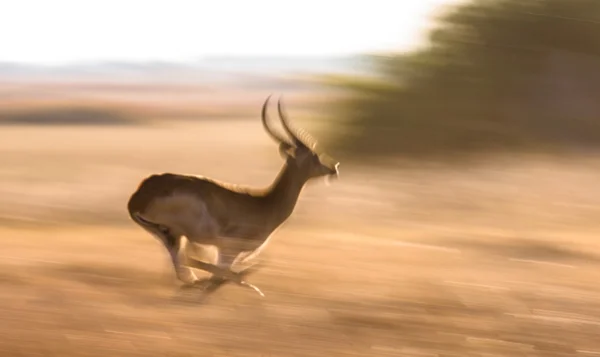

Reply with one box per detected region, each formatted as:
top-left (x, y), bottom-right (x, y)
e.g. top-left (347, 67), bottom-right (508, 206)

top-left (199, 260), bottom-right (266, 296)
top-left (186, 258), bottom-right (264, 297)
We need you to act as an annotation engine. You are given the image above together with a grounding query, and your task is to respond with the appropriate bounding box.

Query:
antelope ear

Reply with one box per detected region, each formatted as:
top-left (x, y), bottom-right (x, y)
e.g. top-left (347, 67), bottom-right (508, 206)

top-left (279, 142), bottom-right (295, 159)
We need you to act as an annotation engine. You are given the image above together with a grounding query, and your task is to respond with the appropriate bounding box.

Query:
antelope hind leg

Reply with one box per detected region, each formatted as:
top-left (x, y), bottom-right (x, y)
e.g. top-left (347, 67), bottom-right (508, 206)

top-left (194, 258), bottom-right (267, 297)
top-left (186, 258), bottom-right (265, 297)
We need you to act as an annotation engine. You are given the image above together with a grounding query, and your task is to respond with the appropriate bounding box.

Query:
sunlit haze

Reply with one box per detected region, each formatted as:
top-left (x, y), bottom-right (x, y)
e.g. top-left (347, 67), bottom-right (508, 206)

top-left (1, 0), bottom-right (455, 65)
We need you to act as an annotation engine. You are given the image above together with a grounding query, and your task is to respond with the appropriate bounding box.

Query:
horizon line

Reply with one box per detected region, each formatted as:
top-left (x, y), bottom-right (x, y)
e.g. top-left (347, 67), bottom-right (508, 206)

top-left (0, 50), bottom-right (409, 68)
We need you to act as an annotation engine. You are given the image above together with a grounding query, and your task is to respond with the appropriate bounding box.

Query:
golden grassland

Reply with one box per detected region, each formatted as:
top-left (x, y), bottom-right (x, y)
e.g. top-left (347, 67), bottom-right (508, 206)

top-left (2, 82), bottom-right (600, 356)
top-left (0, 80), bottom-right (334, 123)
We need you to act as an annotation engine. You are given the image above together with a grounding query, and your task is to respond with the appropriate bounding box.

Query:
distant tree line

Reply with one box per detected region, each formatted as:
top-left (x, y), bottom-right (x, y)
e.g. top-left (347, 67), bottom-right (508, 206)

top-left (327, 0), bottom-right (600, 161)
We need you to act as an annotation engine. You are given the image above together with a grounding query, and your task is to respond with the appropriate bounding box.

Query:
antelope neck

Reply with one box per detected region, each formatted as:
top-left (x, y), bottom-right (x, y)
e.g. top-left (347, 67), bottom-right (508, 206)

top-left (265, 162), bottom-right (310, 224)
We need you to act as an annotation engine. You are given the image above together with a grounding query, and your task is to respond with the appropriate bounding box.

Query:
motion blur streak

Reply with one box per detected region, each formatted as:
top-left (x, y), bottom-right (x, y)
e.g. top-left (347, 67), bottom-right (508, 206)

top-left (2, 0), bottom-right (600, 355)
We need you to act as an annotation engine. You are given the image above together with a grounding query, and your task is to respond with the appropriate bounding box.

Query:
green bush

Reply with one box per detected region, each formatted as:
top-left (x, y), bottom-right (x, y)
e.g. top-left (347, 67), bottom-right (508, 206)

top-left (327, 0), bottom-right (600, 161)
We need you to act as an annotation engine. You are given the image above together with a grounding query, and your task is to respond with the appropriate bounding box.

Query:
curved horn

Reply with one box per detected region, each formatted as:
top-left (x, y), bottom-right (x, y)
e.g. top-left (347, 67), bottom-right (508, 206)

top-left (261, 94), bottom-right (293, 146)
top-left (277, 97), bottom-right (317, 149)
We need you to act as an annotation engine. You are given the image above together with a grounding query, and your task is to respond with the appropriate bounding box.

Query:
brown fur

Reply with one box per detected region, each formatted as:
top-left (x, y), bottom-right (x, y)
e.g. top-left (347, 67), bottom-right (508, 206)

top-left (126, 96), bottom-right (339, 296)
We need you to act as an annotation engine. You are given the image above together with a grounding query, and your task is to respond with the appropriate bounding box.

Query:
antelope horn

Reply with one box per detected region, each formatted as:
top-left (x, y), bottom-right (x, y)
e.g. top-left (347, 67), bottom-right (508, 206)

top-left (277, 97), bottom-right (317, 149)
top-left (261, 94), bottom-right (293, 146)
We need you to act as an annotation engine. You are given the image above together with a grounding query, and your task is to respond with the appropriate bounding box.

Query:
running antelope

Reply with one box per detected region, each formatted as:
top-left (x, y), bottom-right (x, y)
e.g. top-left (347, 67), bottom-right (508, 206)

top-left (127, 95), bottom-right (340, 297)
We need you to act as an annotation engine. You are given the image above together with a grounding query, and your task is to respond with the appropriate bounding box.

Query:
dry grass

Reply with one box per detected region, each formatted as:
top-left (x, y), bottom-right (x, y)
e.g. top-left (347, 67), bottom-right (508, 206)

top-left (2, 83), bottom-right (600, 356)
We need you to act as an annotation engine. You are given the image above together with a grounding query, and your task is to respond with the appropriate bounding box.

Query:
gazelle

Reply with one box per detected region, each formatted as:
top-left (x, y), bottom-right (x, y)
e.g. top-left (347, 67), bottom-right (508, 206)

top-left (127, 95), bottom-right (340, 297)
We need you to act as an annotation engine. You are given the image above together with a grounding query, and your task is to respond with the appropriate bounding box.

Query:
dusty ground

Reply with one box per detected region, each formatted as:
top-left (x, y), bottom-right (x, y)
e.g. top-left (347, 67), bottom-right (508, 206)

top-left (3, 108), bottom-right (600, 356)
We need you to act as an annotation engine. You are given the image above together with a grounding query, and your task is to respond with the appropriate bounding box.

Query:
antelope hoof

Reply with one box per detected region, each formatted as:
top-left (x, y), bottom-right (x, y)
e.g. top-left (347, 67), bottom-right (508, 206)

top-left (193, 278), bottom-right (215, 291)
top-left (179, 278), bottom-right (209, 291)
top-left (241, 281), bottom-right (265, 297)
top-left (179, 283), bottom-right (196, 291)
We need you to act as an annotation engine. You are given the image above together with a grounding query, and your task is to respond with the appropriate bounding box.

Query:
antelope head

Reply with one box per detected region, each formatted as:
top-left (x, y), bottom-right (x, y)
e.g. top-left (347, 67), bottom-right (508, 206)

top-left (261, 95), bottom-right (340, 183)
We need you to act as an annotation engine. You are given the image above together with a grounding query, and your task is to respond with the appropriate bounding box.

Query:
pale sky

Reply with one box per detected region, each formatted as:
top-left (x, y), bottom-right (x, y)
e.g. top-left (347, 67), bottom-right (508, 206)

top-left (0, 0), bottom-right (456, 65)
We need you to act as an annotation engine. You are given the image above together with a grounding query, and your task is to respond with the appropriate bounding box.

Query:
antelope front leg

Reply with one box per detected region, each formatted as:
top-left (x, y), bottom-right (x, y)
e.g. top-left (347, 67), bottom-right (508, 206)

top-left (164, 235), bottom-right (201, 286)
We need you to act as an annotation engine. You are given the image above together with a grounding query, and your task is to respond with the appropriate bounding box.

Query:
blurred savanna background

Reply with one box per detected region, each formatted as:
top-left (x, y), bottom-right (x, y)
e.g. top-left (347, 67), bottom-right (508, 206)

top-left (2, 0), bottom-right (600, 356)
